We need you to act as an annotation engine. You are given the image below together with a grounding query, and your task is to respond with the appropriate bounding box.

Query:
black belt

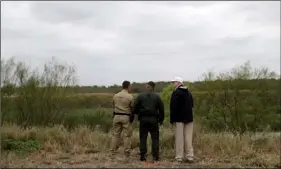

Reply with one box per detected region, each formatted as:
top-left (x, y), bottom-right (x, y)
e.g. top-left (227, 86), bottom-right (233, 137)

top-left (114, 112), bottom-right (131, 116)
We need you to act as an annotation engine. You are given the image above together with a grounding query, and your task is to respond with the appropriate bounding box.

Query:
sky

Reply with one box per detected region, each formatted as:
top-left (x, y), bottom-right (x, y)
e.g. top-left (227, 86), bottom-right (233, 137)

top-left (1, 1), bottom-right (280, 86)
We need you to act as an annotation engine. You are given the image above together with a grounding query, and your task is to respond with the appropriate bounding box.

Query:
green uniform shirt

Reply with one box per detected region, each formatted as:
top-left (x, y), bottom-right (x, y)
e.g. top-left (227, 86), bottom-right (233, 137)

top-left (134, 91), bottom-right (165, 122)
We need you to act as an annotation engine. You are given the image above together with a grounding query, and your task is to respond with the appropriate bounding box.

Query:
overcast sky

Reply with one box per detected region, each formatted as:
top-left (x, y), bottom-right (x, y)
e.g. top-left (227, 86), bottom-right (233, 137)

top-left (1, 1), bottom-right (280, 86)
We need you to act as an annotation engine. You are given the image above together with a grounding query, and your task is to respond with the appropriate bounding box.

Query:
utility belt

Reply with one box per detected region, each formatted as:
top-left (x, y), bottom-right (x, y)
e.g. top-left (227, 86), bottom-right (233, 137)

top-left (113, 112), bottom-right (131, 116)
top-left (113, 112), bottom-right (135, 123)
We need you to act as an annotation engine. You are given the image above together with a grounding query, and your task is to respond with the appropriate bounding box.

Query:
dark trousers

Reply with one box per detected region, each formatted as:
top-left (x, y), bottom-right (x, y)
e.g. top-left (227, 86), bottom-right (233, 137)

top-left (139, 119), bottom-right (159, 158)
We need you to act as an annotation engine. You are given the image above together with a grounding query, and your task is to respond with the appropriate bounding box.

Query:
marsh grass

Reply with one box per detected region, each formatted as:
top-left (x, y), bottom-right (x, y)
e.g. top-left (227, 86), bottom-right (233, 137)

top-left (1, 124), bottom-right (280, 168)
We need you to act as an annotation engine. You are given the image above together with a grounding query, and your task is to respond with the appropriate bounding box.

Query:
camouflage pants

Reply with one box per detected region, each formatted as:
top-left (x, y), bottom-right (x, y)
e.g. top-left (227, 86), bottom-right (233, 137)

top-left (110, 115), bottom-right (133, 154)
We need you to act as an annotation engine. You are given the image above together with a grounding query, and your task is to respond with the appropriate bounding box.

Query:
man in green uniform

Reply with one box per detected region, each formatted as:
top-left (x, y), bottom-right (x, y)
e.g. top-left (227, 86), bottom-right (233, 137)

top-left (134, 81), bottom-right (165, 162)
top-left (110, 80), bottom-right (135, 156)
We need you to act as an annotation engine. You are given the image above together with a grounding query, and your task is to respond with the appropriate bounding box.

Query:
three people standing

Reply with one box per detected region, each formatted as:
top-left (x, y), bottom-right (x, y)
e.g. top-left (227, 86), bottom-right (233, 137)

top-left (110, 77), bottom-right (194, 162)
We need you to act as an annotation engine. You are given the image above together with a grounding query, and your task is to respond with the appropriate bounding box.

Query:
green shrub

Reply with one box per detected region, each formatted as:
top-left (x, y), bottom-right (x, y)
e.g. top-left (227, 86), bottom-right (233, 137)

top-left (2, 139), bottom-right (40, 155)
top-left (160, 61), bottom-right (280, 134)
top-left (1, 57), bottom-right (76, 128)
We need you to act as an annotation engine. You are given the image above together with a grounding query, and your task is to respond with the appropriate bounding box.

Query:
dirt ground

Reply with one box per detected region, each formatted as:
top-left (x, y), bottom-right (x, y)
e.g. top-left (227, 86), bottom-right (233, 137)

top-left (1, 148), bottom-right (273, 168)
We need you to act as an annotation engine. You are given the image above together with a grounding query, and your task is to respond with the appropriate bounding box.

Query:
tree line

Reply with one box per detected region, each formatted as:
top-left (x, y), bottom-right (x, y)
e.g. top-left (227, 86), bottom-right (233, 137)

top-left (2, 79), bottom-right (280, 95)
top-left (71, 79), bottom-right (279, 93)
top-left (1, 57), bottom-right (280, 134)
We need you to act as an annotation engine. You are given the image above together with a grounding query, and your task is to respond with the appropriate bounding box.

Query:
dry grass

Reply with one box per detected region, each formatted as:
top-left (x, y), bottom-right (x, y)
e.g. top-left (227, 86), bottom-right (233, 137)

top-left (1, 124), bottom-right (280, 168)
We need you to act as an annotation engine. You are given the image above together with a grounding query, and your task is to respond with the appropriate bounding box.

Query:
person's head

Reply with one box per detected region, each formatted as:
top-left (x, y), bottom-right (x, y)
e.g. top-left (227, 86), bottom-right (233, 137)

top-left (171, 77), bottom-right (184, 88)
top-left (122, 80), bottom-right (131, 92)
top-left (146, 81), bottom-right (155, 91)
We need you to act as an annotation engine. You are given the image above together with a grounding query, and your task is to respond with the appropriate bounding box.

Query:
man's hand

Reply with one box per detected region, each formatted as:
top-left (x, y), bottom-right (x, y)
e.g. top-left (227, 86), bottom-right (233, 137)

top-left (130, 114), bottom-right (135, 123)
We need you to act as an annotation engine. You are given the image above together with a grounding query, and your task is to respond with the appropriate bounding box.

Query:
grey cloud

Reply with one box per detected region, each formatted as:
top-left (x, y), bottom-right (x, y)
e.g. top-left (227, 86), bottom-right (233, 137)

top-left (1, 28), bottom-right (31, 40)
top-left (162, 1), bottom-right (218, 7)
top-left (194, 36), bottom-right (280, 62)
top-left (233, 2), bottom-right (280, 25)
top-left (113, 15), bottom-right (212, 61)
top-left (2, 25), bottom-right (113, 86)
top-left (29, 1), bottom-right (127, 29)
top-left (1, 1), bottom-right (280, 85)
top-left (30, 2), bottom-right (98, 23)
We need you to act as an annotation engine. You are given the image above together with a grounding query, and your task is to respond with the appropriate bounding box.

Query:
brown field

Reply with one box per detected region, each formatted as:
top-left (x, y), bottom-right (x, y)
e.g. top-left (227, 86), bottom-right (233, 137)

top-left (1, 124), bottom-right (280, 168)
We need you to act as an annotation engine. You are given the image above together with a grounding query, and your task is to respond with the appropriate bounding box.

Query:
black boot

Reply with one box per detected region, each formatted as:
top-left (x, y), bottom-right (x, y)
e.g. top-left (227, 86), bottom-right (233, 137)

top-left (140, 155), bottom-right (146, 161)
top-left (153, 155), bottom-right (159, 162)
